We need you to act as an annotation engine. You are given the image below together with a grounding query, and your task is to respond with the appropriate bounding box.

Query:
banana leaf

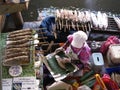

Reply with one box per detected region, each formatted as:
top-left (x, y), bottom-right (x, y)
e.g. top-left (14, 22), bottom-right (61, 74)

top-left (45, 50), bottom-right (78, 81)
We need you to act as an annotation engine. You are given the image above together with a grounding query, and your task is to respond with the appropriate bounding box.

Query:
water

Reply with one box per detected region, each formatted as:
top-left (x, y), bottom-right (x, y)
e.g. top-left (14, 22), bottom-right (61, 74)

top-left (22, 0), bottom-right (120, 21)
top-left (38, 0), bottom-right (120, 14)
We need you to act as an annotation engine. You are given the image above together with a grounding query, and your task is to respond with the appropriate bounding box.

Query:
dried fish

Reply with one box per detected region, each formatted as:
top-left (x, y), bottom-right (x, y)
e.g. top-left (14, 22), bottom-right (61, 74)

top-left (3, 55), bottom-right (29, 66)
top-left (6, 47), bottom-right (29, 54)
top-left (6, 42), bottom-right (30, 49)
top-left (8, 29), bottom-right (32, 35)
top-left (7, 35), bottom-right (32, 41)
top-left (6, 38), bottom-right (30, 45)
top-left (8, 31), bottom-right (32, 38)
top-left (5, 52), bottom-right (29, 59)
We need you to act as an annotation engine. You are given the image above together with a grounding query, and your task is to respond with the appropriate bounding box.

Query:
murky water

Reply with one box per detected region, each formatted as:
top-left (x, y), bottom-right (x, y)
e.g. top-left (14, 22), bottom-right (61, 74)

top-left (22, 0), bottom-right (120, 21)
top-left (38, 0), bottom-right (120, 13)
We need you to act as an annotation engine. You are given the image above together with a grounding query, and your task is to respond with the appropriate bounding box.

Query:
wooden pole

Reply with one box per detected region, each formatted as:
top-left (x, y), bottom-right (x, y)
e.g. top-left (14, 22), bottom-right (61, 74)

top-left (0, 15), bottom-right (6, 33)
top-left (11, 12), bottom-right (24, 29)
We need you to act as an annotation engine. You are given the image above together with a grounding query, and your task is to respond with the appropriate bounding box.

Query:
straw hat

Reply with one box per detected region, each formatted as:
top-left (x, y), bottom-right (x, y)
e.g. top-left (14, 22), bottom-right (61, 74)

top-left (71, 31), bottom-right (88, 48)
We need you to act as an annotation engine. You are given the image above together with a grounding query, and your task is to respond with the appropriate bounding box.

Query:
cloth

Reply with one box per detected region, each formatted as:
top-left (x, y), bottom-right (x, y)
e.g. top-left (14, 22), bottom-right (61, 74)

top-left (23, 21), bottom-right (42, 29)
top-left (39, 16), bottom-right (76, 43)
top-left (71, 31), bottom-right (88, 48)
top-left (100, 36), bottom-right (120, 55)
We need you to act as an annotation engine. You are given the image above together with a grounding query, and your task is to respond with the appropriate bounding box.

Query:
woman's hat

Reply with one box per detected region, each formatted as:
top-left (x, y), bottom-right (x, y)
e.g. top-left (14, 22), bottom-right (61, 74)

top-left (71, 31), bottom-right (88, 48)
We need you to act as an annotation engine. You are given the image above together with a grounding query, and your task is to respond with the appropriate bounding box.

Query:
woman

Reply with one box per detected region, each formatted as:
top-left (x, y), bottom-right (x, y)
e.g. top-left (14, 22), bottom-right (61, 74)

top-left (56, 31), bottom-right (91, 69)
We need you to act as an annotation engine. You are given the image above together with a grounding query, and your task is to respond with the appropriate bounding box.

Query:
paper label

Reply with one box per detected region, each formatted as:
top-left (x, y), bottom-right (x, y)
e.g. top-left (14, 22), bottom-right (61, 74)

top-left (13, 77), bottom-right (38, 90)
top-left (2, 79), bottom-right (12, 90)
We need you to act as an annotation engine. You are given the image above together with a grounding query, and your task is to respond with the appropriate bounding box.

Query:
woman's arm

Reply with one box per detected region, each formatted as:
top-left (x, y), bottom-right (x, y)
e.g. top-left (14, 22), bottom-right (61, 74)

top-left (62, 35), bottom-right (73, 50)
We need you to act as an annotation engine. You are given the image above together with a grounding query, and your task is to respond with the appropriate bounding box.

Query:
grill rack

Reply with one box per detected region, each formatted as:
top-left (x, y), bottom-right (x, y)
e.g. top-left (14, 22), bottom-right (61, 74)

top-left (92, 16), bottom-right (120, 31)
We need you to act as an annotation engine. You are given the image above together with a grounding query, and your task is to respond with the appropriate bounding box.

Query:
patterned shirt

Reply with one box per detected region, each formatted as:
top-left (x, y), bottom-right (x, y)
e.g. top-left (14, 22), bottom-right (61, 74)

top-left (63, 35), bottom-right (91, 64)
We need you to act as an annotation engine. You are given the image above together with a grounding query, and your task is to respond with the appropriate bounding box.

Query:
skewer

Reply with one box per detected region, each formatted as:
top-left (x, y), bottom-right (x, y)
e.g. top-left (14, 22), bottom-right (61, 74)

top-left (95, 74), bottom-right (107, 90)
top-left (46, 41), bottom-right (54, 52)
top-left (52, 23), bottom-right (57, 39)
top-left (88, 22), bottom-right (91, 32)
top-left (76, 22), bottom-right (79, 31)
top-left (55, 23), bottom-right (89, 27)
top-left (61, 18), bottom-right (64, 30)
top-left (66, 19), bottom-right (69, 30)
top-left (59, 19), bottom-right (62, 30)
top-left (62, 19), bottom-right (65, 32)
top-left (56, 18), bottom-right (59, 30)
top-left (84, 24), bottom-right (88, 33)
top-left (68, 20), bottom-right (71, 30)
top-left (56, 10), bottom-right (60, 30)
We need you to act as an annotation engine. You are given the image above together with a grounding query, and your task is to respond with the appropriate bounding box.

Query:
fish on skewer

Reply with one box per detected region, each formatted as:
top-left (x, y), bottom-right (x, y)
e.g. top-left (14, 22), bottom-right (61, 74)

top-left (8, 28), bottom-right (32, 35)
top-left (114, 16), bottom-right (120, 29)
top-left (74, 11), bottom-right (79, 31)
top-left (91, 12), bottom-right (99, 28)
top-left (63, 9), bottom-right (68, 31)
top-left (65, 10), bottom-right (69, 29)
top-left (83, 11), bottom-right (88, 32)
top-left (84, 11), bottom-right (91, 32)
top-left (86, 11), bottom-right (92, 32)
top-left (85, 11), bottom-right (91, 23)
top-left (6, 47), bottom-right (29, 54)
top-left (6, 42), bottom-right (31, 49)
top-left (78, 11), bottom-right (83, 30)
top-left (6, 38), bottom-right (30, 45)
top-left (8, 29), bottom-right (46, 38)
top-left (97, 11), bottom-right (104, 29)
top-left (81, 11), bottom-right (86, 31)
top-left (102, 13), bottom-right (108, 30)
top-left (6, 41), bottom-right (48, 49)
top-left (60, 9), bottom-right (64, 30)
top-left (74, 10), bottom-right (78, 30)
top-left (68, 10), bottom-right (73, 30)
top-left (3, 55), bottom-right (29, 66)
top-left (7, 35), bottom-right (32, 41)
top-left (70, 11), bottom-right (76, 30)
top-left (7, 34), bottom-right (47, 41)
top-left (56, 9), bottom-right (61, 30)
top-left (57, 9), bottom-right (62, 30)
top-left (8, 31), bottom-right (33, 38)
top-left (8, 28), bottom-right (46, 35)
top-left (5, 52), bottom-right (29, 59)
top-left (62, 9), bottom-right (66, 32)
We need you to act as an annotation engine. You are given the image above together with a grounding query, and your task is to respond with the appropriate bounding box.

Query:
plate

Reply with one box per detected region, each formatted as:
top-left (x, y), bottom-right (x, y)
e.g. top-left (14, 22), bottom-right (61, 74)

top-left (9, 65), bottom-right (22, 77)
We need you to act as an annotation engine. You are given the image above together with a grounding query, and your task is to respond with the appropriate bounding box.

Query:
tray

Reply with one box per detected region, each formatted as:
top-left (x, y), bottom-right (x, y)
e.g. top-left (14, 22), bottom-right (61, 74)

top-left (44, 51), bottom-right (78, 81)
top-left (0, 32), bottom-right (36, 78)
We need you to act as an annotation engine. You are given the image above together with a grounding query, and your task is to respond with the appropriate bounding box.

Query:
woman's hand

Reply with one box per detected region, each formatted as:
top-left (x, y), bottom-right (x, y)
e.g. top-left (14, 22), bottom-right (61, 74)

top-left (55, 55), bottom-right (71, 69)
top-left (54, 47), bottom-right (64, 54)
